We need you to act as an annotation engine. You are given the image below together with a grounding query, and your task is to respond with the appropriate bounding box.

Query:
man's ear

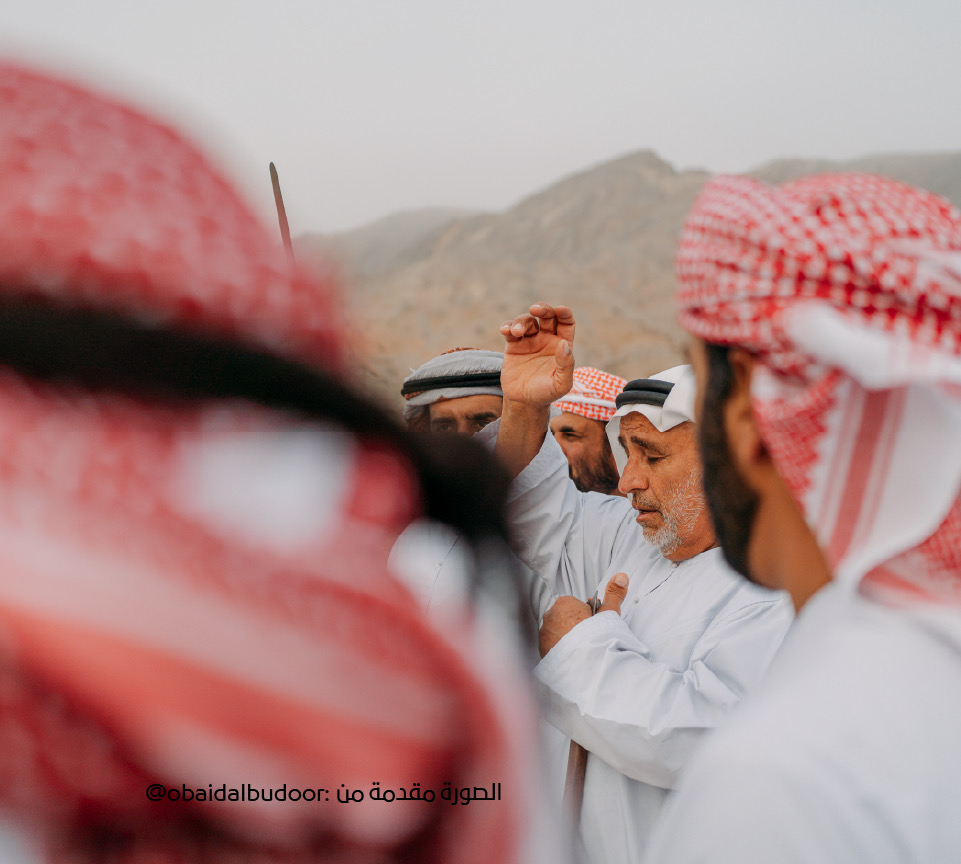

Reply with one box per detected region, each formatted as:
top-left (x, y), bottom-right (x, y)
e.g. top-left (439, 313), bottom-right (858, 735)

top-left (724, 349), bottom-right (769, 487)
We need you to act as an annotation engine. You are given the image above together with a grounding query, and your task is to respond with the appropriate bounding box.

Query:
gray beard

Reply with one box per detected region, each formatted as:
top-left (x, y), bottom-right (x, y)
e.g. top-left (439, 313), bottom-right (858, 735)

top-left (634, 468), bottom-right (705, 556)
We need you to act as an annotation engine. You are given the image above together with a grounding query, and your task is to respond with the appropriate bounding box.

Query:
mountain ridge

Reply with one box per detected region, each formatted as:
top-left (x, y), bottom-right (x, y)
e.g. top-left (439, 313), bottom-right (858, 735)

top-left (296, 149), bottom-right (961, 405)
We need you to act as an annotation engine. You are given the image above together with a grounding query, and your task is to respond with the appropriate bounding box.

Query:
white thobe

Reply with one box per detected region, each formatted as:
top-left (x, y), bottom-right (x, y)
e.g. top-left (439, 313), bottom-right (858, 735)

top-left (389, 518), bottom-right (552, 654)
top-left (477, 422), bottom-right (794, 864)
top-left (388, 519), bottom-right (571, 864)
top-left (643, 581), bottom-right (961, 863)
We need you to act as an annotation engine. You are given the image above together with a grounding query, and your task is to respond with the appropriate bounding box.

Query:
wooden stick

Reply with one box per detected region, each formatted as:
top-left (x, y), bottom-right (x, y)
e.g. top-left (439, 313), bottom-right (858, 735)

top-left (269, 162), bottom-right (295, 264)
top-left (563, 740), bottom-right (589, 827)
top-left (561, 591), bottom-right (600, 832)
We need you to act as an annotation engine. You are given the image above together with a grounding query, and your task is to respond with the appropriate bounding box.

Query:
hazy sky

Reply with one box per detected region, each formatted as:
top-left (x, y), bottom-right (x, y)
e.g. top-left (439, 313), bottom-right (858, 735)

top-left (2, 0), bottom-right (959, 234)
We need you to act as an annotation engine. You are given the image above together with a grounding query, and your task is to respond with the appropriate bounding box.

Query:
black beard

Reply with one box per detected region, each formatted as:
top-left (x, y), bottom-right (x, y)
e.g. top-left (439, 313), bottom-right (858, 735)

top-left (699, 346), bottom-right (760, 580)
top-left (569, 454), bottom-right (621, 496)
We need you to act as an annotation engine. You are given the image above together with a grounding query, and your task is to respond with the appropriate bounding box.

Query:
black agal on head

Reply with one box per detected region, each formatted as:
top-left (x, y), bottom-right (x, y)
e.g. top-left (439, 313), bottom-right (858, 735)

top-left (615, 378), bottom-right (675, 410)
top-left (400, 371), bottom-right (502, 397)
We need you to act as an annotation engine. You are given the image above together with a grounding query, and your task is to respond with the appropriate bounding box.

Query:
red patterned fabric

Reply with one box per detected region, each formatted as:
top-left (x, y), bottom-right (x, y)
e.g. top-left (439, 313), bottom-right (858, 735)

top-left (0, 63), bottom-right (345, 372)
top-left (677, 173), bottom-right (961, 381)
top-left (0, 63), bottom-right (528, 863)
top-left (677, 173), bottom-right (961, 604)
top-left (553, 367), bottom-right (626, 423)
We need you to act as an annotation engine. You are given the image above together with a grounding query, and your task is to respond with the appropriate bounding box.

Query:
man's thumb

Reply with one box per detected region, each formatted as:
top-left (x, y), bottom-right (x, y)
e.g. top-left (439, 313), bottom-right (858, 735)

top-left (553, 338), bottom-right (574, 394)
top-left (597, 573), bottom-right (629, 615)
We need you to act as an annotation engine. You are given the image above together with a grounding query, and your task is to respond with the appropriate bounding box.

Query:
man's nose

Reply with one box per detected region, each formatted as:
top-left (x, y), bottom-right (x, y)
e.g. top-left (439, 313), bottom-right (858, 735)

top-left (618, 457), bottom-right (649, 496)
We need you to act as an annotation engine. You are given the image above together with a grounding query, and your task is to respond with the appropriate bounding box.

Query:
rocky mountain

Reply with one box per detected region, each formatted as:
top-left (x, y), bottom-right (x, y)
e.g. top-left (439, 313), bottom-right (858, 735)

top-left (297, 149), bottom-right (961, 405)
top-left (305, 207), bottom-right (477, 280)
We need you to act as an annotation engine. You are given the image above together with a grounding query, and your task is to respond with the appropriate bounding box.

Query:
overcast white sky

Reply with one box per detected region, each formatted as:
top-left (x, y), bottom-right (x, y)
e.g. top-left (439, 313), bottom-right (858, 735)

top-left (2, 0), bottom-right (959, 234)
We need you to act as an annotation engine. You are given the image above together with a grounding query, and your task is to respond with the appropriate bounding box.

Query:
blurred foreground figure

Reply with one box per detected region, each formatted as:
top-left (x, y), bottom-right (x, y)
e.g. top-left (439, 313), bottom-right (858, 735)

top-left (645, 174), bottom-right (961, 863)
top-left (550, 366), bottom-right (625, 496)
top-left (0, 63), bottom-right (540, 864)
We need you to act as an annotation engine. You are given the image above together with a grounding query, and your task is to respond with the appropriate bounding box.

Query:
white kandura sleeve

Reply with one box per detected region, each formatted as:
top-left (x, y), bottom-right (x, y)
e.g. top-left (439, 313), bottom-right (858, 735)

top-left (476, 420), bottom-right (637, 605)
top-left (533, 599), bottom-right (793, 789)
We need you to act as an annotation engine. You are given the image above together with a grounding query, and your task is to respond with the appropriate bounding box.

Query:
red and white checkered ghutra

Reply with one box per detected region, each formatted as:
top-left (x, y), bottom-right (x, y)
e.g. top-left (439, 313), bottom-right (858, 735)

top-left (677, 173), bottom-right (961, 605)
top-left (553, 367), bottom-right (627, 423)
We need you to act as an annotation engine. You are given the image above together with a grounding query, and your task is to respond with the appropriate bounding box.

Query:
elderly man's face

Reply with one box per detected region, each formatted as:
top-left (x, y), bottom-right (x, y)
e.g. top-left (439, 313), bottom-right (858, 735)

top-left (428, 394), bottom-right (503, 436)
top-left (550, 411), bottom-right (622, 496)
top-left (616, 412), bottom-right (715, 562)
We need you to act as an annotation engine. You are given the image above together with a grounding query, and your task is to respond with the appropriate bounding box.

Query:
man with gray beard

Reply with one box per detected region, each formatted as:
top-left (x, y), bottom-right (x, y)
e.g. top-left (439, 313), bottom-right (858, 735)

top-left (604, 371), bottom-right (711, 556)
top-left (480, 303), bottom-right (794, 864)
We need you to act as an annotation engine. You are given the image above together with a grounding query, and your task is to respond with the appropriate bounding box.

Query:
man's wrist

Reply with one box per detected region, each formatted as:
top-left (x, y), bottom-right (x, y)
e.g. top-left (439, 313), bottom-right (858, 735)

top-left (495, 399), bottom-right (550, 478)
top-left (501, 398), bottom-right (550, 426)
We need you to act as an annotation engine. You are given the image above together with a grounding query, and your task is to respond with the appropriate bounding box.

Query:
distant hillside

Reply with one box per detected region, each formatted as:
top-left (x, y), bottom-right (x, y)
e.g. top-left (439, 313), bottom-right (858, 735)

top-left (301, 207), bottom-right (478, 280)
top-left (751, 151), bottom-right (961, 205)
top-left (296, 150), bottom-right (961, 405)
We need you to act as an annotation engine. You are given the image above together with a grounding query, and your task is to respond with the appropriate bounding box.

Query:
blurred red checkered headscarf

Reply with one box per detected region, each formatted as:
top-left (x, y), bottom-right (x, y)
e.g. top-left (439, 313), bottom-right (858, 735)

top-left (0, 62), bottom-right (533, 864)
top-left (553, 367), bottom-right (626, 423)
top-left (677, 173), bottom-right (961, 605)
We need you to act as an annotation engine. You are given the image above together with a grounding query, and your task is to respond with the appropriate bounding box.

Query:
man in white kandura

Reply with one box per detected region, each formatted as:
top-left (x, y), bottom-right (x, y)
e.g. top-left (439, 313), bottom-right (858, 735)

top-left (480, 303), bottom-right (793, 864)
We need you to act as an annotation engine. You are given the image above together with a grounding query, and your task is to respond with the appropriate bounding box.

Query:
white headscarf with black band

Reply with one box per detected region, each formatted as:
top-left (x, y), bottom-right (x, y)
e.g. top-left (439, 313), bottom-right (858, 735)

top-left (606, 365), bottom-right (696, 473)
top-left (402, 349), bottom-right (504, 431)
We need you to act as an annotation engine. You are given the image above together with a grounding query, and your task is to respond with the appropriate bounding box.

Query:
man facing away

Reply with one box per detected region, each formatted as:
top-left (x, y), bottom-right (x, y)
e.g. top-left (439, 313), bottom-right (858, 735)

top-left (0, 61), bottom-right (542, 864)
top-left (644, 173), bottom-right (961, 863)
top-left (550, 366), bottom-right (626, 496)
top-left (479, 303), bottom-right (793, 863)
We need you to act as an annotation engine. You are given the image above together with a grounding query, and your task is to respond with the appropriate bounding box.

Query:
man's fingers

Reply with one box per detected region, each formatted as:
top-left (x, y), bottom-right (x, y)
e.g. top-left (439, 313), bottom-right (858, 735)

top-left (529, 302), bottom-right (576, 343)
top-left (597, 573), bottom-right (629, 615)
top-left (509, 314), bottom-right (538, 337)
top-left (499, 302), bottom-right (575, 346)
top-left (498, 321), bottom-right (520, 343)
top-left (528, 302), bottom-right (559, 334)
top-left (553, 304), bottom-right (576, 344)
top-left (499, 313), bottom-right (540, 343)
top-left (529, 302), bottom-right (556, 334)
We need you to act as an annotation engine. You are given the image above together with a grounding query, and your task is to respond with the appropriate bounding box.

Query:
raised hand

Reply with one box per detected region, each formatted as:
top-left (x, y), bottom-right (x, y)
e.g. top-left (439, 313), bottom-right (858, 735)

top-left (498, 303), bottom-right (576, 408)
